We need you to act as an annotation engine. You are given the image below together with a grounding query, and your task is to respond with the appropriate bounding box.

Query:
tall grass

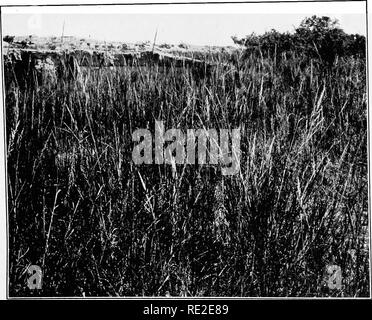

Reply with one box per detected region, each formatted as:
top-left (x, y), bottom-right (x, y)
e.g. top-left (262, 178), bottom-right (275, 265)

top-left (5, 49), bottom-right (369, 296)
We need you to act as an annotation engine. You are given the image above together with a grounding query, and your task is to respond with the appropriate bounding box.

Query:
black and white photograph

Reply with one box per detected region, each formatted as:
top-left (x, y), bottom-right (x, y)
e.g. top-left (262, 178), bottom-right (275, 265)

top-left (0, 0), bottom-right (370, 299)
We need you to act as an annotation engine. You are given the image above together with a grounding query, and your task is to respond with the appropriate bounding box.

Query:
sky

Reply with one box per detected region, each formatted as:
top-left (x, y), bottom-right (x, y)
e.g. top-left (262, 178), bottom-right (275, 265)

top-left (1, 2), bottom-right (366, 46)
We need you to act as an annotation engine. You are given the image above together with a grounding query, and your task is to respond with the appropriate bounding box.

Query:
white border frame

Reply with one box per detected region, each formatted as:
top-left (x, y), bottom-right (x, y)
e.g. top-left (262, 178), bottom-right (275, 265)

top-left (0, 0), bottom-right (370, 300)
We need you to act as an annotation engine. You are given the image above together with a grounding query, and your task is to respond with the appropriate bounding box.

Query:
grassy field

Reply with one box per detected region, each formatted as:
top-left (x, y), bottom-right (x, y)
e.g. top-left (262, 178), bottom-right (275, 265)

top-left (4, 44), bottom-right (369, 296)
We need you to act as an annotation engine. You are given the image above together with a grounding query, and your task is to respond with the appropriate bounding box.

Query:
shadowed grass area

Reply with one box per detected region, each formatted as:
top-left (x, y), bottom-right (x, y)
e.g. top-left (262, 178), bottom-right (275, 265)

top-left (5, 47), bottom-right (369, 297)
